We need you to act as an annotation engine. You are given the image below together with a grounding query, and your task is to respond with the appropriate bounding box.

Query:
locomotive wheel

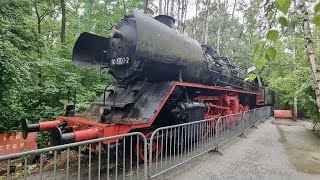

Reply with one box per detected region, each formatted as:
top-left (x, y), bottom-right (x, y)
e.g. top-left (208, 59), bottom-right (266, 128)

top-left (136, 131), bottom-right (162, 162)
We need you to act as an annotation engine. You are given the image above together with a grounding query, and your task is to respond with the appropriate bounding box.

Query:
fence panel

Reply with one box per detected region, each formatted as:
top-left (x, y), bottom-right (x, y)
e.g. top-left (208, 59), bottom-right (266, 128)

top-left (0, 106), bottom-right (272, 180)
top-left (148, 119), bottom-right (217, 178)
top-left (0, 132), bottom-right (147, 180)
top-left (216, 112), bottom-right (245, 145)
top-left (149, 106), bottom-right (272, 178)
top-left (243, 109), bottom-right (255, 131)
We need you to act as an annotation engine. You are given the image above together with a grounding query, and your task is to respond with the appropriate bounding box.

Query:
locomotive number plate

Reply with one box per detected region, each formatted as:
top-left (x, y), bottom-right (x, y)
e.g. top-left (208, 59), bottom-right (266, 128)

top-left (111, 57), bottom-right (130, 66)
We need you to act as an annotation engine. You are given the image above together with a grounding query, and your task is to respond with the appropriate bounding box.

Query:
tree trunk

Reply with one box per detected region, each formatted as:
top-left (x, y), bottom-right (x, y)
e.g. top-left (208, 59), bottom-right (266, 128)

top-left (159, 0), bottom-right (163, 14)
top-left (293, 0), bottom-right (298, 119)
top-left (179, 0), bottom-right (185, 32)
top-left (145, 0), bottom-right (148, 13)
top-left (292, 37), bottom-right (298, 118)
top-left (182, 0), bottom-right (188, 33)
top-left (122, 0), bottom-right (126, 15)
top-left (228, 0), bottom-right (237, 38)
top-left (60, 0), bottom-right (66, 48)
top-left (193, 0), bottom-right (199, 37)
top-left (170, 0), bottom-right (174, 17)
top-left (177, 0), bottom-right (181, 27)
top-left (217, 27), bottom-right (220, 54)
top-left (34, 2), bottom-right (41, 34)
top-left (300, 0), bottom-right (320, 113)
top-left (203, 0), bottom-right (210, 44)
top-left (218, 1), bottom-right (228, 54)
top-left (166, 0), bottom-right (170, 15)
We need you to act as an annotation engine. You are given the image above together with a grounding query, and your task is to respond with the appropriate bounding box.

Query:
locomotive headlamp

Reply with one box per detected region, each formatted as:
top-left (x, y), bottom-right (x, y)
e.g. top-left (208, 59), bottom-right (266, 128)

top-left (99, 106), bottom-right (112, 116)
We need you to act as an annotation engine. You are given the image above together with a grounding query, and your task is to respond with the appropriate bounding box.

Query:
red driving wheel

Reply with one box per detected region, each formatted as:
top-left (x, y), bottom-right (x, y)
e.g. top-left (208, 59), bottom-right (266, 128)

top-left (136, 131), bottom-right (162, 162)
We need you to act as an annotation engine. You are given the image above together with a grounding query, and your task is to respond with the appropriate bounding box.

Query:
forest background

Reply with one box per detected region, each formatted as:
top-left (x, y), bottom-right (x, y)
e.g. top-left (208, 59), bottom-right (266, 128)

top-left (1, 0), bottom-right (320, 135)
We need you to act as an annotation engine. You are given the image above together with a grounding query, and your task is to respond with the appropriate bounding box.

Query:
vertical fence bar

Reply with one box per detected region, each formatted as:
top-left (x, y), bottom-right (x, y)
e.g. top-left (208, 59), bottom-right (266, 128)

top-left (24, 156), bottom-right (27, 180)
top-left (161, 129), bottom-right (164, 171)
top-left (156, 131), bottom-right (159, 173)
top-left (136, 135), bottom-right (139, 180)
top-left (165, 129), bottom-right (168, 165)
top-left (78, 146), bottom-right (81, 180)
top-left (169, 128), bottom-right (173, 165)
top-left (173, 127), bottom-right (176, 163)
top-left (107, 142), bottom-right (110, 180)
top-left (254, 109), bottom-right (256, 124)
top-left (39, 155), bottom-right (45, 177)
top-left (88, 144), bottom-right (92, 180)
top-left (123, 137), bottom-right (126, 180)
top-left (177, 127), bottom-right (180, 163)
top-left (6, 159), bottom-right (10, 179)
top-left (196, 123), bottom-right (199, 150)
top-left (66, 148), bottom-right (70, 180)
top-left (130, 137), bottom-right (133, 180)
top-left (54, 150), bottom-right (57, 180)
top-left (98, 142), bottom-right (101, 180)
top-left (143, 135), bottom-right (148, 180)
top-left (115, 140), bottom-right (118, 180)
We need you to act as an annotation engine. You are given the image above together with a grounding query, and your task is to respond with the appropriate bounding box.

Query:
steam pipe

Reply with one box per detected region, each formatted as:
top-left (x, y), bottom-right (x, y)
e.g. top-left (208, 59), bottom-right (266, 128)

top-left (51, 127), bottom-right (100, 145)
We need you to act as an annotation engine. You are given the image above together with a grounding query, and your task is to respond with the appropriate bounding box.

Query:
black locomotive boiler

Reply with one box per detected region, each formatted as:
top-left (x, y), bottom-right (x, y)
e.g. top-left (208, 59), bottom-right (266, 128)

top-left (22, 10), bottom-right (274, 161)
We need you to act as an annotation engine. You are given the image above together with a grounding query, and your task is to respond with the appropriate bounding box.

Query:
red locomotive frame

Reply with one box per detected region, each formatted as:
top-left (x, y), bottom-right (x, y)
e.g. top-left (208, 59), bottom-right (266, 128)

top-left (22, 81), bottom-right (262, 145)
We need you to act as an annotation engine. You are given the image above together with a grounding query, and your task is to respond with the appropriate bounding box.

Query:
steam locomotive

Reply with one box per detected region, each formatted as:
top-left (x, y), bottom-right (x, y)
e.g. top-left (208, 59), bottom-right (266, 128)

top-left (22, 10), bottom-right (274, 161)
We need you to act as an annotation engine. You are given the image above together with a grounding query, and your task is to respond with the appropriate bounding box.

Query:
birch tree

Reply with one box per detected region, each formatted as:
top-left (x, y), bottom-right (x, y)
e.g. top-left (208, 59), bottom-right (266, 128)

top-left (299, 0), bottom-right (320, 114)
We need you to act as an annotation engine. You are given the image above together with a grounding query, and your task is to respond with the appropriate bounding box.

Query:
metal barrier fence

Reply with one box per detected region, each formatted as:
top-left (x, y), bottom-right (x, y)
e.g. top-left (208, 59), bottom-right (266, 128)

top-left (0, 132), bottom-right (147, 180)
top-left (0, 106), bottom-right (271, 180)
top-left (149, 106), bottom-right (272, 178)
top-left (148, 119), bottom-right (217, 178)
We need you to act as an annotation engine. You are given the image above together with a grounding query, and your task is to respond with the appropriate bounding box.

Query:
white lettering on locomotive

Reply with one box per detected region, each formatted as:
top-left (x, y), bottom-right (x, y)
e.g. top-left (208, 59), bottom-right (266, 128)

top-left (111, 57), bottom-right (129, 65)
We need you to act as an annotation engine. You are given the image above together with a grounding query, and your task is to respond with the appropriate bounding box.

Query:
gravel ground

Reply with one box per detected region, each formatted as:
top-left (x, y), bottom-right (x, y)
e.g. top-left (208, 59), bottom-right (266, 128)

top-left (160, 118), bottom-right (320, 180)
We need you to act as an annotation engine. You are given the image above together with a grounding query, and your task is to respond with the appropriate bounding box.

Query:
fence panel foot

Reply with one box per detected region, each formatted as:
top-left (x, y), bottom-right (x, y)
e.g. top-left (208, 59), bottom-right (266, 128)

top-left (238, 133), bottom-right (247, 138)
top-left (252, 125), bottom-right (258, 129)
top-left (209, 148), bottom-right (223, 156)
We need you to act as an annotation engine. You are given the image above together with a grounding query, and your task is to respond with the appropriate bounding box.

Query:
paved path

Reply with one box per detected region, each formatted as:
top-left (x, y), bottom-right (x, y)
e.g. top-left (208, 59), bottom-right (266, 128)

top-left (161, 118), bottom-right (320, 180)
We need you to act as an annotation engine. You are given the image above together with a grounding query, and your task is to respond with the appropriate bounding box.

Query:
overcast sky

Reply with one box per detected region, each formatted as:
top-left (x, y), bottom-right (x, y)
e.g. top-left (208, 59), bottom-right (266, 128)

top-left (155, 0), bottom-right (251, 21)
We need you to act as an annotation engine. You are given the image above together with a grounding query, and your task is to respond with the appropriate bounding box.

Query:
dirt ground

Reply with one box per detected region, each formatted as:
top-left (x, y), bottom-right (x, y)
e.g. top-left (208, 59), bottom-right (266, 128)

top-left (160, 118), bottom-right (320, 180)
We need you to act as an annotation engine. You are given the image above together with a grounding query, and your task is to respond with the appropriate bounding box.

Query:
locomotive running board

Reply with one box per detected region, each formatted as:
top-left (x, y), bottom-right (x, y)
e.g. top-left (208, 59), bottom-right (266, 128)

top-left (140, 81), bottom-right (260, 127)
top-left (174, 81), bottom-right (259, 95)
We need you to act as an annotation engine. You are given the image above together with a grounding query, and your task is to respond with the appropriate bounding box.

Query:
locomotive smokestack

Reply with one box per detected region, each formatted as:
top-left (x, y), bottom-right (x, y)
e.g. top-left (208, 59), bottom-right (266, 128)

top-left (154, 15), bottom-right (175, 28)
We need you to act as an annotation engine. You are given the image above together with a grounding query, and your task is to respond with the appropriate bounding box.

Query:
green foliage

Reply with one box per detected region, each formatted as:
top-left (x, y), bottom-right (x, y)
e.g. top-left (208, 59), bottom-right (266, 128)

top-left (248, 73), bottom-right (257, 81)
top-left (267, 30), bottom-right (279, 43)
top-left (257, 57), bottom-right (267, 70)
top-left (312, 16), bottom-right (320, 27)
top-left (276, 0), bottom-right (291, 14)
top-left (315, 3), bottom-right (320, 14)
top-left (0, 0), bottom-right (143, 133)
top-left (279, 17), bottom-right (289, 27)
top-left (264, 47), bottom-right (277, 61)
